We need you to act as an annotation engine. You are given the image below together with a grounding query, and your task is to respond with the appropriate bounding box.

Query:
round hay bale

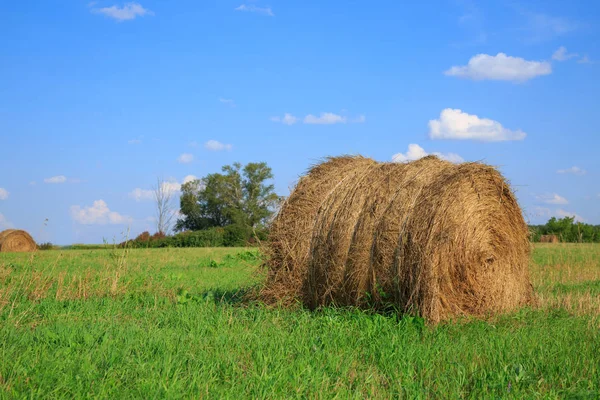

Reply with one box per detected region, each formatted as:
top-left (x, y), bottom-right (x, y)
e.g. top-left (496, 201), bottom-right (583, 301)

top-left (0, 229), bottom-right (37, 253)
top-left (263, 155), bottom-right (533, 323)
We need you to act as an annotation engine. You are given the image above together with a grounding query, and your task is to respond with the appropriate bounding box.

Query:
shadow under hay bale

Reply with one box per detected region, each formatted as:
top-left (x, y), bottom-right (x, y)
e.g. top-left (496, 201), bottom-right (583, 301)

top-left (0, 229), bottom-right (37, 253)
top-left (262, 155), bottom-right (533, 323)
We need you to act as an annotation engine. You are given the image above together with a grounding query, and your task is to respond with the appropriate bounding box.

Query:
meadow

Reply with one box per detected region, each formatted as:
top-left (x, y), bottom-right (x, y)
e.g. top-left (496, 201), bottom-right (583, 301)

top-left (1, 244), bottom-right (599, 398)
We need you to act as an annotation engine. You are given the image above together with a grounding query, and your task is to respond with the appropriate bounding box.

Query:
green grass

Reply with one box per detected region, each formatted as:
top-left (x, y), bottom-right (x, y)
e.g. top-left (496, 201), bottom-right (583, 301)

top-left (1, 245), bottom-right (599, 398)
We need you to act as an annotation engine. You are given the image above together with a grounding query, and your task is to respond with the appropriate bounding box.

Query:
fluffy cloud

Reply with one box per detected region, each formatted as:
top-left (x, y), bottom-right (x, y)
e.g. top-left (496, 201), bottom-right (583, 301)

top-left (91, 2), bottom-right (153, 21)
top-left (577, 55), bottom-right (594, 64)
top-left (44, 175), bottom-right (67, 184)
top-left (0, 188), bottom-right (8, 200)
top-left (0, 213), bottom-right (13, 230)
top-left (557, 166), bottom-right (586, 175)
top-left (521, 11), bottom-right (580, 43)
top-left (429, 108), bottom-right (527, 141)
top-left (271, 112), bottom-right (365, 126)
top-left (444, 53), bottom-right (552, 82)
top-left (161, 181), bottom-right (182, 194)
top-left (70, 200), bottom-right (133, 225)
top-left (204, 140), bottom-right (233, 151)
top-left (529, 206), bottom-right (584, 223)
top-left (183, 175), bottom-right (198, 184)
top-left (177, 153), bottom-right (194, 164)
top-left (536, 193), bottom-right (569, 205)
top-left (270, 113), bottom-right (299, 126)
top-left (556, 209), bottom-right (585, 222)
top-left (128, 188), bottom-right (154, 202)
top-left (552, 46), bottom-right (578, 61)
top-left (304, 113), bottom-right (347, 125)
top-left (129, 178), bottom-right (191, 202)
top-left (234, 4), bottom-right (274, 17)
top-left (392, 144), bottom-right (464, 164)
top-left (219, 98), bottom-right (235, 107)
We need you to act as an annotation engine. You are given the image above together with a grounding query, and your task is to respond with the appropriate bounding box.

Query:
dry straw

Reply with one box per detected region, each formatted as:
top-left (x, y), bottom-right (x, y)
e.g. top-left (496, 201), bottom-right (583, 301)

top-left (263, 155), bottom-right (533, 323)
top-left (0, 229), bottom-right (37, 253)
top-left (540, 235), bottom-right (559, 243)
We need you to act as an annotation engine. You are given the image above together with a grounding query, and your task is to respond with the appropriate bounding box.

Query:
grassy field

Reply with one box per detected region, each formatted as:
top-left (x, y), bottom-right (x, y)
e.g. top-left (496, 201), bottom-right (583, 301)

top-left (1, 244), bottom-right (599, 398)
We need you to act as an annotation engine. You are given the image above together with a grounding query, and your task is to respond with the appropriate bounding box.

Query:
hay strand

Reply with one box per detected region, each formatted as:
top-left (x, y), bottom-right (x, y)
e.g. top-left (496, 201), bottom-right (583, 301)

top-left (263, 155), bottom-right (533, 323)
top-left (0, 229), bottom-right (37, 253)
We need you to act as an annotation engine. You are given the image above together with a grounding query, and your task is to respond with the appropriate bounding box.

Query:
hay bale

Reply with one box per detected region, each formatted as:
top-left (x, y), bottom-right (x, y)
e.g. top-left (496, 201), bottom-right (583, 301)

top-left (0, 229), bottom-right (37, 253)
top-left (540, 234), bottom-right (559, 243)
top-left (263, 155), bottom-right (533, 323)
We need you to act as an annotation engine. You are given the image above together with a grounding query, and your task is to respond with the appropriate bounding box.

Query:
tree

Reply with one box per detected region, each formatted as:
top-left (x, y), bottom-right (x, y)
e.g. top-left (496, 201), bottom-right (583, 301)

top-left (175, 162), bottom-right (280, 232)
top-left (530, 216), bottom-right (600, 243)
top-left (154, 177), bottom-right (177, 235)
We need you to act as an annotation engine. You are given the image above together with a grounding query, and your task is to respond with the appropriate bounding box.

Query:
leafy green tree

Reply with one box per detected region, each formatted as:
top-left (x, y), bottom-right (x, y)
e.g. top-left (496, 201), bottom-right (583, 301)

top-left (530, 216), bottom-right (600, 243)
top-left (175, 162), bottom-right (280, 233)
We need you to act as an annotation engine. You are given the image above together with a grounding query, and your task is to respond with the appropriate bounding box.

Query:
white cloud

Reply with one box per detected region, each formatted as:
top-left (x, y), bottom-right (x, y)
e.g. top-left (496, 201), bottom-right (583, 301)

top-left (577, 55), bottom-right (594, 65)
top-left (128, 138), bottom-right (142, 144)
top-left (161, 181), bottom-right (181, 194)
top-left (177, 153), bottom-right (194, 164)
top-left (129, 179), bottom-right (186, 202)
top-left (234, 4), bottom-right (274, 17)
top-left (91, 2), bottom-right (153, 21)
top-left (521, 11), bottom-right (580, 43)
top-left (391, 144), bottom-right (464, 164)
top-left (272, 112), bottom-right (366, 126)
top-left (44, 175), bottom-right (67, 184)
top-left (0, 188), bottom-right (8, 200)
top-left (444, 53), bottom-right (552, 82)
top-left (536, 193), bottom-right (569, 205)
top-left (429, 108), bottom-right (527, 142)
top-left (204, 140), bottom-right (233, 151)
top-left (0, 213), bottom-right (13, 230)
top-left (270, 113), bottom-right (299, 126)
top-left (557, 166), bottom-right (586, 175)
top-left (528, 206), bottom-right (584, 223)
top-left (552, 46), bottom-right (578, 61)
top-left (70, 200), bottom-right (133, 225)
top-left (556, 209), bottom-right (585, 223)
top-left (219, 98), bottom-right (235, 107)
top-left (128, 188), bottom-right (154, 202)
top-left (183, 175), bottom-right (197, 184)
top-left (304, 113), bottom-right (347, 125)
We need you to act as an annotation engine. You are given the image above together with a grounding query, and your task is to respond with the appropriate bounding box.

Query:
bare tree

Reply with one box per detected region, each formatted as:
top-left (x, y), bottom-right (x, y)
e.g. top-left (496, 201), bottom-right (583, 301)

top-left (154, 177), bottom-right (177, 235)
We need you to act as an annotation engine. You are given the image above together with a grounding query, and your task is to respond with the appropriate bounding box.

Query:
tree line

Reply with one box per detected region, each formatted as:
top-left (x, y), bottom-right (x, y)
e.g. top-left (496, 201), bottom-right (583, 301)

top-left (529, 216), bottom-right (600, 243)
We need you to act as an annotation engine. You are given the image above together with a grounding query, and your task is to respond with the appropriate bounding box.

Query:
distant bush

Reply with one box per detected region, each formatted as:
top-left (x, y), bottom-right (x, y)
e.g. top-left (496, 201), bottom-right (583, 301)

top-left (37, 242), bottom-right (56, 251)
top-left (168, 228), bottom-right (226, 248)
top-left (121, 226), bottom-right (268, 249)
top-left (223, 224), bottom-right (253, 247)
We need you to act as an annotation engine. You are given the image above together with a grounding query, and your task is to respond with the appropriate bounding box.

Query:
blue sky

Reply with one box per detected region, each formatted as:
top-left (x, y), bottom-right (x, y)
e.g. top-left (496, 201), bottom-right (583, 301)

top-left (1, 0), bottom-right (599, 244)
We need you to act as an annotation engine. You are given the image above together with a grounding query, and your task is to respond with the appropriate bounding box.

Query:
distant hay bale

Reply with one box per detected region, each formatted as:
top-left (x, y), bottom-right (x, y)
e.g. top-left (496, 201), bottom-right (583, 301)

top-left (540, 235), bottom-right (559, 243)
top-left (263, 155), bottom-right (533, 323)
top-left (0, 229), bottom-right (37, 253)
